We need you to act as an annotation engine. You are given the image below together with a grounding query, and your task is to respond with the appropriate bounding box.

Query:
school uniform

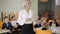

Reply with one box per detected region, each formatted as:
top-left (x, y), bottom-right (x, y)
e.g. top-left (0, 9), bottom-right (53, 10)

top-left (17, 9), bottom-right (34, 34)
top-left (11, 21), bottom-right (17, 27)
top-left (49, 22), bottom-right (59, 27)
top-left (2, 22), bottom-right (12, 31)
top-left (2, 22), bottom-right (12, 34)
top-left (34, 24), bottom-right (41, 28)
top-left (11, 21), bottom-right (17, 34)
top-left (42, 27), bottom-right (47, 30)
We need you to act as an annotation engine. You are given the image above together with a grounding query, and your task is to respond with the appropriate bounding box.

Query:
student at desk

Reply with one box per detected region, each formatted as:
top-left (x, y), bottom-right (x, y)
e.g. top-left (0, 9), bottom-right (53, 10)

top-left (11, 16), bottom-right (18, 34)
top-left (49, 19), bottom-right (59, 27)
top-left (2, 16), bottom-right (12, 34)
top-left (2, 16), bottom-right (12, 30)
top-left (41, 22), bottom-right (47, 30)
top-left (34, 20), bottom-right (42, 28)
top-left (11, 16), bottom-right (17, 28)
top-left (34, 20), bottom-right (47, 30)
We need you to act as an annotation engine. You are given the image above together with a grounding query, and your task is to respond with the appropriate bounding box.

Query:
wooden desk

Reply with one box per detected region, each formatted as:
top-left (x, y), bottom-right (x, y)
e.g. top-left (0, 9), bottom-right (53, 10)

top-left (35, 29), bottom-right (52, 34)
top-left (0, 30), bottom-right (11, 33)
top-left (0, 22), bottom-right (3, 30)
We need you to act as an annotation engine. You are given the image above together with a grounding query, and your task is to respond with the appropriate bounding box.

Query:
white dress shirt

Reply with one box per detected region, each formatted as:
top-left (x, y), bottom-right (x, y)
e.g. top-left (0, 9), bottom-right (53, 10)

top-left (11, 21), bottom-right (17, 26)
top-left (17, 9), bottom-right (33, 26)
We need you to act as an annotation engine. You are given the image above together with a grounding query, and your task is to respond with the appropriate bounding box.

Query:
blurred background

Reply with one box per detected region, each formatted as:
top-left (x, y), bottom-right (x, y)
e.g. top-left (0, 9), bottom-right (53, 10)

top-left (0, 0), bottom-right (60, 34)
top-left (0, 0), bottom-right (38, 21)
top-left (0, 0), bottom-right (60, 21)
top-left (38, 0), bottom-right (60, 20)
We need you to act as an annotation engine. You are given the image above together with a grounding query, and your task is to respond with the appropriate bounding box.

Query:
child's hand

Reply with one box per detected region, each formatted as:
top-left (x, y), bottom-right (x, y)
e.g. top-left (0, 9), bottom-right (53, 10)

top-left (3, 28), bottom-right (7, 31)
top-left (12, 29), bottom-right (14, 31)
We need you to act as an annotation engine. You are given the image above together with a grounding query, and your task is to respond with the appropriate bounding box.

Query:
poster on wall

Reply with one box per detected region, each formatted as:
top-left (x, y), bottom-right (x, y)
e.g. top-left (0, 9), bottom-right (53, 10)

top-left (38, 0), bottom-right (55, 19)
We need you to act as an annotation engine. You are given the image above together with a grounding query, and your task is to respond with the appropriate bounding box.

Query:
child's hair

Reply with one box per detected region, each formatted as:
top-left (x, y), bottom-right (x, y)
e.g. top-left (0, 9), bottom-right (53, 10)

top-left (4, 16), bottom-right (8, 20)
top-left (11, 15), bottom-right (15, 19)
top-left (16, 23), bottom-right (19, 25)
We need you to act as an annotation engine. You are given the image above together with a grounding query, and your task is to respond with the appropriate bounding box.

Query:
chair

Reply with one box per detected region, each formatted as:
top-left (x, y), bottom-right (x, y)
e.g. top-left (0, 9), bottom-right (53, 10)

top-left (2, 11), bottom-right (6, 22)
top-left (16, 11), bottom-right (18, 20)
top-left (10, 11), bottom-right (15, 21)
top-left (0, 22), bottom-right (3, 30)
top-left (35, 29), bottom-right (52, 34)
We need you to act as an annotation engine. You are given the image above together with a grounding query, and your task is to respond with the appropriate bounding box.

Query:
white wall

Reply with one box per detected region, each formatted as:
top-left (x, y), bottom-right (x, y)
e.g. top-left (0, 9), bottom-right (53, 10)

top-left (0, 0), bottom-right (38, 17)
top-left (58, 0), bottom-right (60, 5)
top-left (56, 0), bottom-right (58, 5)
top-left (55, 0), bottom-right (60, 19)
top-left (56, 0), bottom-right (60, 5)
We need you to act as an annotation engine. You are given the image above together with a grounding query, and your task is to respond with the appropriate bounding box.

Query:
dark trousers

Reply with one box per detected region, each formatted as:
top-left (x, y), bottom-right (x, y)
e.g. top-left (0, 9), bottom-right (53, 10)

top-left (12, 28), bottom-right (22, 34)
top-left (21, 24), bottom-right (34, 34)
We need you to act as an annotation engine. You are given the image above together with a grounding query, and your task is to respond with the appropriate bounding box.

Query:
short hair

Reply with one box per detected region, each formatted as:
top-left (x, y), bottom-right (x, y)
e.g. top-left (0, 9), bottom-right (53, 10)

top-left (16, 23), bottom-right (19, 25)
top-left (4, 16), bottom-right (8, 20)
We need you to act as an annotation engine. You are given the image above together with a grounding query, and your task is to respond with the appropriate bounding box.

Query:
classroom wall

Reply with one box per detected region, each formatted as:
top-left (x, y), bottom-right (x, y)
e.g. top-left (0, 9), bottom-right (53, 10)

top-left (56, 0), bottom-right (58, 5)
top-left (0, 0), bottom-right (60, 20)
top-left (0, 0), bottom-right (38, 17)
top-left (55, 0), bottom-right (60, 19)
top-left (55, 0), bottom-right (60, 5)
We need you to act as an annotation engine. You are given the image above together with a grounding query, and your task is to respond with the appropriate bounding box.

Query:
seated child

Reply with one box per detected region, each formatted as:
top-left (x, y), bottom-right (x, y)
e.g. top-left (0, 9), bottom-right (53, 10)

top-left (34, 20), bottom-right (42, 28)
top-left (42, 22), bottom-right (47, 30)
top-left (2, 16), bottom-right (12, 34)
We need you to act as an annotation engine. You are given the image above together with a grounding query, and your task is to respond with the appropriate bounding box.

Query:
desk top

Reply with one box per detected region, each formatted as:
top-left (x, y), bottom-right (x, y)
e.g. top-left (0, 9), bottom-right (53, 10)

top-left (0, 30), bottom-right (10, 33)
top-left (35, 27), bottom-right (60, 34)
